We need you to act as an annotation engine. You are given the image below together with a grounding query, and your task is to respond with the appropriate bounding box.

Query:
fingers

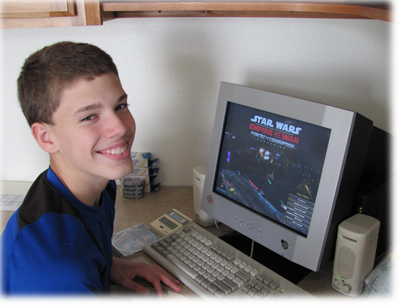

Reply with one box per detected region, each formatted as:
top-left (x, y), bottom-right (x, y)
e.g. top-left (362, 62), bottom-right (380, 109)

top-left (111, 259), bottom-right (182, 298)
top-left (150, 279), bottom-right (164, 298)
top-left (137, 265), bottom-right (182, 297)
top-left (119, 277), bottom-right (151, 296)
top-left (158, 273), bottom-right (182, 292)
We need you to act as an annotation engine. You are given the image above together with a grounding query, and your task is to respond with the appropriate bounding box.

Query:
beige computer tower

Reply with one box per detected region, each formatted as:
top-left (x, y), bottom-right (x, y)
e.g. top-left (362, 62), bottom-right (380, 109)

top-left (332, 214), bottom-right (380, 297)
top-left (193, 166), bottom-right (215, 227)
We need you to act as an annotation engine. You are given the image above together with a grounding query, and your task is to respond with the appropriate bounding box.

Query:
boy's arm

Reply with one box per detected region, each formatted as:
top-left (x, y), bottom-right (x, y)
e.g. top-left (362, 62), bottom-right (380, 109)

top-left (110, 257), bottom-right (182, 297)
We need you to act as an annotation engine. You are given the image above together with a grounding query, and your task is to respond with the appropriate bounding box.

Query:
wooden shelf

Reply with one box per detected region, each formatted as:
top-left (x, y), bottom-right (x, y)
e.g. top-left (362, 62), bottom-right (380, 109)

top-left (101, 1), bottom-right (391, 22)
top-left (0, 0), bottom-right (400, 28)
top-left (0, 0), bottom-right (95, 28)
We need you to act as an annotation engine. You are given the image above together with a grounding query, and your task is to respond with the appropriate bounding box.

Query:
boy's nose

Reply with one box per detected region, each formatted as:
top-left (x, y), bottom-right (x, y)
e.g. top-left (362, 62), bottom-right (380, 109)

top-left (103, 113), bottom-right (127, 138)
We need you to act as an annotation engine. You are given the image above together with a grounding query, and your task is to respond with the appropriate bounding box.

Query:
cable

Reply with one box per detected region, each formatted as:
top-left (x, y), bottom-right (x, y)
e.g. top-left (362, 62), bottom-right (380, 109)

top-left (250, 239), bottom-right (255, 258)
top-left (214, 219), bottom-right (231, 233)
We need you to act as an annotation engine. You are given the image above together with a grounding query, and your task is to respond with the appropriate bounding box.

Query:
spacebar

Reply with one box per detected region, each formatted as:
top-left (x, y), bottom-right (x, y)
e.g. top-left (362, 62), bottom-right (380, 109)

top-left (167, 254), bottom-right (198, 279)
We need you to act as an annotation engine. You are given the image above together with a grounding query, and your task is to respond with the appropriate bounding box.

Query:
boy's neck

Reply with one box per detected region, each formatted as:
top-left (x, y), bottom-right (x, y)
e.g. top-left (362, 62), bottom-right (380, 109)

top-left (50, 162), bottom-right (108, 208)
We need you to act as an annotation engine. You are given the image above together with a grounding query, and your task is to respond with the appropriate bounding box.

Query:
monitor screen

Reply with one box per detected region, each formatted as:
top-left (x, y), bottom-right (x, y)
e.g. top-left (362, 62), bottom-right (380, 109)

top-left (213, 102), bottom-right (331, 237)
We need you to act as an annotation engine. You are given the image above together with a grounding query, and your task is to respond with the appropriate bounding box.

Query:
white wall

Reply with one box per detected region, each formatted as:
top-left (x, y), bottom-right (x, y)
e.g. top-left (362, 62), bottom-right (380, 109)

top-left (0, 17), bottom-right (391, 186)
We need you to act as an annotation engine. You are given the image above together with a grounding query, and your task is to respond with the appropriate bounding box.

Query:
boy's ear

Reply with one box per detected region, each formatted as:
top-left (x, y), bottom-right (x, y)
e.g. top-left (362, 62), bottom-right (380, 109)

top-left (31, 123), bottom-right (59, 154)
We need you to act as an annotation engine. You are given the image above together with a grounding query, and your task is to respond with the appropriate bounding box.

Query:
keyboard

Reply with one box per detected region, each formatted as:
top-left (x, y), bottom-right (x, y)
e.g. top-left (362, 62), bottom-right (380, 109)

top-left (143, 222), bottom-right (315, 299)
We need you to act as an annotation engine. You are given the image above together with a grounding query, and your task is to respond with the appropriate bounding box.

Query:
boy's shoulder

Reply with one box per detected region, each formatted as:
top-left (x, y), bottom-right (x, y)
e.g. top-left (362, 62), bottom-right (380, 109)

top-left (18, 171), bottom-right (116, 232)
top-left (18, 170), bottom-right (82, 232)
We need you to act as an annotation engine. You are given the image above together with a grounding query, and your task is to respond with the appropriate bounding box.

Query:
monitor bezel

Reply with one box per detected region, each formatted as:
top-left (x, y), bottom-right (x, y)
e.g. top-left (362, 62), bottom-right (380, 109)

top-left (201, 82), bottom-right (356, 271)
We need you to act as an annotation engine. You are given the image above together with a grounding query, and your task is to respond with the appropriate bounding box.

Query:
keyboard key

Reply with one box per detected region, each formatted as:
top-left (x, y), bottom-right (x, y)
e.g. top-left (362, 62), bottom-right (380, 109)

top-left (269, 281), bottom-right (280, 290)
top-left (217, 274), bottom-right (225, 280)
top-left (244, 265), bottom-right (253, 273)
top-left (207, 283), bottom-right (218, 294)
top-left (225, 253), bottom-right (235, 261)
top-left (170, 233), bottom-right (179, 240)
top-left (191, 230), bottom-right (198, 237)
top-left (232, 276), bottom-right (244, 288)
top-left (261, 286), bottom-right (271, 296)
top-left (164, 237), bottom-right (173, 244)
top-left (241, 283), bottom-right (252, 293)
top-left (250, 268), bottom-right (259, 277)
top-left (255, 282), bottom-right (265, 291)
top-left (166, 254), bottom-right (198, 279)
top-left (254, 292), bottom-right (265, 299)
top-left (182, 226), bottom-right (191, 233)
top-left (227, 273), bottom-right (235, 280)
top-left (213, 279), bottom-right (231, 295)
top-left (214, 289), bottom-right (226, 299)
top-left (221, 250), bottom-right (229, 258)
top-left (208, 276), bottom-right (216, 282)
top-left (263, 277), bottom-right (272, 286)
top-left (236, 270), bottom-right (251, 283)
top-left (201, 279), bottom-right (212, 289)
top-left (222, 278), bottom-right (239, 292)
top-left (248, 287), bottom-right (258, 297)
top-left (239, 261), bottom-right (247, 269)
top-left (195, 275), bottom-right (205, 284)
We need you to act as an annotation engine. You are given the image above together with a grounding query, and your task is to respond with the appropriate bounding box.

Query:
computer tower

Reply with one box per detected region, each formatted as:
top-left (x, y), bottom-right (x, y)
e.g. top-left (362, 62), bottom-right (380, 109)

top-left (360, 126), bottom-right (399, 185)
top-left (357, 170), bottom-right (399, 257)
top-left (193, 166), bottom-right (215, 227)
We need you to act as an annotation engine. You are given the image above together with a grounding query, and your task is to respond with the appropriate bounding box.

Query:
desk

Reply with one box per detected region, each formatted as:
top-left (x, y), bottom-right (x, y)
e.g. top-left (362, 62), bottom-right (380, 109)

top-left (113, 186), bottom-right (345, 298)
top-left (1, 183), bottom-right (345, 298)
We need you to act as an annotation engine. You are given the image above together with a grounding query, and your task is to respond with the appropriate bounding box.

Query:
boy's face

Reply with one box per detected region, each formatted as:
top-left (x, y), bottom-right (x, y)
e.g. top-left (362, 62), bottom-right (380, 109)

top-left (48, 73), bottom-right (135, 183)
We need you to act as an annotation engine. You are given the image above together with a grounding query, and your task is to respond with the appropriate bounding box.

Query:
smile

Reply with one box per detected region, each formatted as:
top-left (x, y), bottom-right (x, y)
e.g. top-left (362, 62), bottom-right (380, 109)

top-left (98, 142), bottom-right (128, 155)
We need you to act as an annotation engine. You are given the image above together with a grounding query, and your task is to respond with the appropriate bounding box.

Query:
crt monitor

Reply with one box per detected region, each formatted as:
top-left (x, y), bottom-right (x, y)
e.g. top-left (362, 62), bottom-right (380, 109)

top-left (201, 82), bottom-right (373, 272)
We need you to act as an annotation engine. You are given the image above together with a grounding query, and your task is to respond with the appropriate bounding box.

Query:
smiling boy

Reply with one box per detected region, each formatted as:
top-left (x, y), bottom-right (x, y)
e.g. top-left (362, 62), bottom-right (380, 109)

top-left (1, 41), bottom-right (181, 296)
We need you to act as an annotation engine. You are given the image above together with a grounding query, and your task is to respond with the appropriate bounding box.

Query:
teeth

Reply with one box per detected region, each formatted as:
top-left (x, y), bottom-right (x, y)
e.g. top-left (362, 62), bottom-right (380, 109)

top-left (103, 143), bottom-right (128, 155)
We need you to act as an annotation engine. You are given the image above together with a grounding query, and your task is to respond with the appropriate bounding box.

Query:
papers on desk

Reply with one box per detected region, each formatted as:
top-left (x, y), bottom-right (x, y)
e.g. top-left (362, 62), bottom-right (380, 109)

top-left (1, 181), bottom-right (31, 210)
top-left (0, 194), bottom-right (24, 211)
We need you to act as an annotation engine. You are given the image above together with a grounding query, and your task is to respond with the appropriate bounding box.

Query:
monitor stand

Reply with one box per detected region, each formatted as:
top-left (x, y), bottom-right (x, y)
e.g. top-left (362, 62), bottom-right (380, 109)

top-left (220, 231), bottom-right (311, 284)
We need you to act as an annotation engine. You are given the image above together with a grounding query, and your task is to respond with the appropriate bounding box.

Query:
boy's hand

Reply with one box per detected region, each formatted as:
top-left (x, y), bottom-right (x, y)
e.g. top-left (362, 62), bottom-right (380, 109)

top-left (110, 257), bottom-right (182, 297)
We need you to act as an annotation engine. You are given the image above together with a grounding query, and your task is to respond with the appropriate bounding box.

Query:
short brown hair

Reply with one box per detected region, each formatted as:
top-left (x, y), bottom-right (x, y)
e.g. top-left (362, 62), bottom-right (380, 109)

top-left (17, 41), bottom-right (119, 126)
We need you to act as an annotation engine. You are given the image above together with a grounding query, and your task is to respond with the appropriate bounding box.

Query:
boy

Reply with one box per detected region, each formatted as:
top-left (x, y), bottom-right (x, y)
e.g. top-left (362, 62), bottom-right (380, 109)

top-left (1, 41), bottom-right (181, 296)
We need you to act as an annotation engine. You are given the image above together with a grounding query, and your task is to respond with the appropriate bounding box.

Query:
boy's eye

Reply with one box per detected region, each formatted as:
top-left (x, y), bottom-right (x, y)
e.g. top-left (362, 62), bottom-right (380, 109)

top-left (81, 115), bottom-right (96, 121)
top-left (116, 103), bottom-right (129, 111)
